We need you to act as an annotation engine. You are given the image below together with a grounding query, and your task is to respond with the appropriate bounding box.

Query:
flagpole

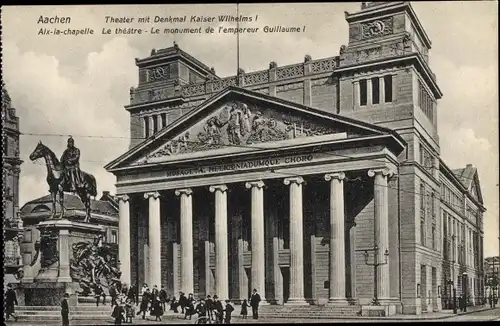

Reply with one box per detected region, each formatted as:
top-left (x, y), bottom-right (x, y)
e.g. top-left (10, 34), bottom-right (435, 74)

top-left (236, 2), bottom-right (240, 86)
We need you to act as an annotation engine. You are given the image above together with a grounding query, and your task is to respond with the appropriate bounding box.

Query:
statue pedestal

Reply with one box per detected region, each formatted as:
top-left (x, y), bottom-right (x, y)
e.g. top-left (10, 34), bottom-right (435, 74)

top-left (17, 218), bottom-right (105, 306)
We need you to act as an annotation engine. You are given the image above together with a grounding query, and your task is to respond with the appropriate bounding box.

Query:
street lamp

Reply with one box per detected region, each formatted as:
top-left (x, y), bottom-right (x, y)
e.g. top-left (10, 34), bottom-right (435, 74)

top-left (449, 258), bottom-right (457, 314)
top-left (462, 272), bottom-right (468, 312)
top-left (363, 244), bottom-right (389, 306)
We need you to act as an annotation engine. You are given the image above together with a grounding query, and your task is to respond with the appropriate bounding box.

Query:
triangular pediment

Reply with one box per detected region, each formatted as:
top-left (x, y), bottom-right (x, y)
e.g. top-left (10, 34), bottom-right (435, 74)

top-left (106, 87), bottom-right (402, 170)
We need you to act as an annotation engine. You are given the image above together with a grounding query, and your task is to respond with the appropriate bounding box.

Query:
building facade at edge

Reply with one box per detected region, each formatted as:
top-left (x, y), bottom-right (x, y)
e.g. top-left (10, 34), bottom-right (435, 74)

top-left (3, 84), bottom-right (24, 286)
top-left (104, 1), bottom-right (486, 315)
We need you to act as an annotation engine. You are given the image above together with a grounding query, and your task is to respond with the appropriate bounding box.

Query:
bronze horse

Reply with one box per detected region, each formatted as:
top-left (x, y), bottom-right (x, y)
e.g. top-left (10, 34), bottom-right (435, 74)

top-left (29, 141), bottom-right (97, 222)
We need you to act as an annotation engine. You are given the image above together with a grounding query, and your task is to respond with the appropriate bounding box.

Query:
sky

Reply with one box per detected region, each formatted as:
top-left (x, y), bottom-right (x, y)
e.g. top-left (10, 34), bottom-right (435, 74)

top-left (2, 2), bottom-right (498, 257)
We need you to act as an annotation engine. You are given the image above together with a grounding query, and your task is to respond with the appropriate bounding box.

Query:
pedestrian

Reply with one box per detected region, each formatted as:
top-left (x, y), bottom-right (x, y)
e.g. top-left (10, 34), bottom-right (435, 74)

top-left (151, 297), bottom-right (164, 321)
top-left (5, 284), bottom-right (18, 322)
top-left (121, 283), bottom-right (128, 297)
top-left (489, 294), bottom-right (493, 308)
top-left (250, 288), bottom-right (261, 320)
top-left (195, 299), bottom-right (207, 323)
top-left (136, 288), bottom-right (150, 319)
top-left (127, 284), bottom-right (136, 305)
top-left (112, 299), bottom-right (126, 325)
top-left (224, 299), bottom-right (234, 324)
top-left (185, 293), bottom-right (196, 319)
top-left (170, 296), bottom-right (179, 313)
top-left (240, 298), bottom-right (249, 319)
top-left (213, 295), bottom-right (224, 324)
top-left (109, 284), bottom-right (118, 307)
top-left (141, 283), bottom-right (148, 296)
top-left (61, 293), bottom-right (70, 326)
top-left (159, 286), bottom-right (168, 312)
top-left (95, 283), bottom-right (106, 306)
top-left (179, 291), bottom-right (187, 314)
top-left (206, 295), bottom-right (214, 321)
top-left (125, 298), bottom-right (135, 323)
top-left (151, 285), bottom-right (159, 302)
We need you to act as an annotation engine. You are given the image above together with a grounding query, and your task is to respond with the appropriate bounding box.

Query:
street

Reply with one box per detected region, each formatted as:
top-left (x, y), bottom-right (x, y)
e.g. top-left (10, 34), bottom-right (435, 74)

top-left (6, 307), bottom-right (500, 325)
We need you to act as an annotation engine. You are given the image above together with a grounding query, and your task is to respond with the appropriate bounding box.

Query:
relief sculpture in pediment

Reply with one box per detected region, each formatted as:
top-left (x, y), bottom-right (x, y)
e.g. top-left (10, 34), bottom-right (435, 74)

top-left (143, 101), bottom-right (334, 161)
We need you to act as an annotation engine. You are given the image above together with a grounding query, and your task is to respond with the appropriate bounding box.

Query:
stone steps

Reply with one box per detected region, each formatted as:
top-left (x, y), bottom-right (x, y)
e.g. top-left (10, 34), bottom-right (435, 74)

top-left (15, 304), bottom-right (362, 321)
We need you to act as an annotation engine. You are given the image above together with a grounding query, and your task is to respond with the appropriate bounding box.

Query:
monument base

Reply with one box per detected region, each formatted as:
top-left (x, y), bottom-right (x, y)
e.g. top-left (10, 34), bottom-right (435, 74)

top-left (19, 218), bottom-right (105, 306)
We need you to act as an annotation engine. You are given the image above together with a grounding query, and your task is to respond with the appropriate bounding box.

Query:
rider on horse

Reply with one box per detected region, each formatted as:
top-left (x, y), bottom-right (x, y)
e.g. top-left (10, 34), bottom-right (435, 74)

top-left (60, 136), bottom-right (83, 192)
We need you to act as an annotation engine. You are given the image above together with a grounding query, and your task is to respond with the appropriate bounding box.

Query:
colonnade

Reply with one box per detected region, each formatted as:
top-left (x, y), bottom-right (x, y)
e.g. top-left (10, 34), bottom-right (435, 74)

top-left (117, 168), bottom-right (393, 304)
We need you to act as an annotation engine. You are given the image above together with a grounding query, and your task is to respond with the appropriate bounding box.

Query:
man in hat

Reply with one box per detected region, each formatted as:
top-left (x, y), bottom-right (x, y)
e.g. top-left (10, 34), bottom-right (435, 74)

top-left (213, 295), bottom-right (224, 324)
top-left (60, 136), bottom-right (83, 192)
top-left (5, 284), bottom-right (18, 321)
top-left (61, 293), bottom-right (70, 326)
top-left (250, 288), bottom-right (261, 320)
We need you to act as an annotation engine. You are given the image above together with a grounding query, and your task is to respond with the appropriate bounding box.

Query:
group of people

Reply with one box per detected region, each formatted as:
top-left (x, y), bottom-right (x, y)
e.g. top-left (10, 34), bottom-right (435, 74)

top-left (106, 283), bottom-right (263, 324)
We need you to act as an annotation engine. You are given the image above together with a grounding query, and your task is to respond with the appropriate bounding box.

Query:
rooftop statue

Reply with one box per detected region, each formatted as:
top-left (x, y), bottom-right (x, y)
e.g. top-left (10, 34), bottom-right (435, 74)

top-left (29, 138), bottom-right (97, 222)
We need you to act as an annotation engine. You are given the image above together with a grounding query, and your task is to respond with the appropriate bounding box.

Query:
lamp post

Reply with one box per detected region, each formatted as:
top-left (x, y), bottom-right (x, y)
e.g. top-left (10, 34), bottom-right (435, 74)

top-left (462, 272), bottom-right (468, 312)
top-left (362, 244), bottom-right (389, 306)
top-left (449, 259), bottom-right (457, 314)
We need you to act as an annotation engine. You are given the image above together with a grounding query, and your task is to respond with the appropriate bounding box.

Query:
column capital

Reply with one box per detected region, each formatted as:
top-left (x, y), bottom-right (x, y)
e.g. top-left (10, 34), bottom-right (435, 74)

top-left (284, 176), bottom-right (304, 186)
top-left (325, 172), bottom-right (346, 182)
top-left (144, 191), bottom-right (160, 200)
top-left (175, 188), bottom-right (193, 196)
top-left (368, 168), bottom-right (394, 178)
top-left (245, 180), bottom-right (265, 189)
top-left (209, 184), bottom-right (228, 193)
top-left (117, 194), bottom-right (130, 203)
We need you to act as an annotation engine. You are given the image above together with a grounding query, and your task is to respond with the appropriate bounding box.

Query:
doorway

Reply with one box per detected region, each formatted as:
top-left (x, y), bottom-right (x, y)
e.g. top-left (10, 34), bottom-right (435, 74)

top-left (281, 267), bottom-right (290, 303)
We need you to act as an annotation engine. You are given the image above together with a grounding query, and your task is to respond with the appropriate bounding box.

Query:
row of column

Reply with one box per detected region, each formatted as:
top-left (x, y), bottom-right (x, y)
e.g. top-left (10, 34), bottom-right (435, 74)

top-left (117, 168), bottom-right (392, 304)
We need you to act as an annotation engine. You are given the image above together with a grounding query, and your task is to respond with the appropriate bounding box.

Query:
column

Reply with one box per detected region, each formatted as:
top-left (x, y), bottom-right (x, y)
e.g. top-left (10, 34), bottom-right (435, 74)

top-left (57, 229), bottom-right (72, 282)
top-left (175, 188), bottom-right (194, 295)
top-left (156, 114), bottom-right (162, 132)
top-left (368, 168), bottom-right (393, 301)
top-left (148, 116), bottom-right (154, 136)
top-left (367, 78), bottom-right (373, 105)
top-left (380, 76), bottom-right (386, 103)
top-left (209, 185), bottom-right (229, 300)
top-left (245, 180), bottom-right (266, 300)
top-left (144, 191), bottom-right (161, 288)
top-left (118, 195), bottom-right (131, 286)
top-left (284, 177), bottom-right (307, 304)
top-left (353, 81), bottom-right (359, 109)
top-left (325, 172), bottom-right (348, 305)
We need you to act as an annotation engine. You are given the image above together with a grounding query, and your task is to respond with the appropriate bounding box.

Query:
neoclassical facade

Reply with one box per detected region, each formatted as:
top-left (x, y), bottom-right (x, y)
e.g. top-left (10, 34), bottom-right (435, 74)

top-left (105, 2), bottom-right (486, 315)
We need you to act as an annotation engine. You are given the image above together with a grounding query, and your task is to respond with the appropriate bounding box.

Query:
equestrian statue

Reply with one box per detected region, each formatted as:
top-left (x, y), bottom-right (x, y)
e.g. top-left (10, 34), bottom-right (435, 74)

top-left (29, 137), bottom-right (97, 222)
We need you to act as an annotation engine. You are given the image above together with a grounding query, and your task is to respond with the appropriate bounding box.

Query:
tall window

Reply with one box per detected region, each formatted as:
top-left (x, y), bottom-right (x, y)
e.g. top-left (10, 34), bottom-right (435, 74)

top-left (418, 81), bottom-right (434, 122)
top-left (111, 230), bottom-right (118, 244)
top-left (359, 79), bottom-right (367, 106)
top-left (420, 219), bottom-right (426, 246)
top-left (371, 77), bottom-right (380, 104)
top-left (161, 113), bottom-right (167, 128)
top-left (431, 224), bottom-right (436, 250)
top-left (431, 192), bottom-right (436, 217)
top-left (152, 115), bottom-right (158, 134)
top-left (420, 182), bottom-right (426, 215)
top-left (384, 75), bottom-right (393, 103)
top-left (144, 117), bottom-right (150, 138)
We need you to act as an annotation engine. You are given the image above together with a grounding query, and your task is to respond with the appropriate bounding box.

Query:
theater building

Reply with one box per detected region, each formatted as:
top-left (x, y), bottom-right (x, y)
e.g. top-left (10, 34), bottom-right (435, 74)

top-left (105, 2), bottom-right (485, 315)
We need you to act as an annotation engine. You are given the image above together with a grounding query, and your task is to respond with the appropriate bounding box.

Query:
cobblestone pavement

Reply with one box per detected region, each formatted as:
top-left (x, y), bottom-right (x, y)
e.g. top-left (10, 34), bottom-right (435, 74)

top-left (6, 307), bottom-right (500, 325)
